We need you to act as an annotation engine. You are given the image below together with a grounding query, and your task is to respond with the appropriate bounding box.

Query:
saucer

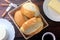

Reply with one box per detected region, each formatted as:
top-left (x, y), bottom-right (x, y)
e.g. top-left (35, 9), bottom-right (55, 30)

top-left (0, 27), bottom-right (7, 40)
top-left (43, 0), bottom-right (60, 22)
top-left (0, 18), bottom-right (15, 40)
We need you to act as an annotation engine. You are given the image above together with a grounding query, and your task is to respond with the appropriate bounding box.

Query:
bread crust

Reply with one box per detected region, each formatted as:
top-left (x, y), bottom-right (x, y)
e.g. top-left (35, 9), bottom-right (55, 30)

top-left (14, 10), bottom-right (25, 27)
top-left (20, 2), bottom-right (40, 18)
top-left (20, 17), bottom-right (43, 35)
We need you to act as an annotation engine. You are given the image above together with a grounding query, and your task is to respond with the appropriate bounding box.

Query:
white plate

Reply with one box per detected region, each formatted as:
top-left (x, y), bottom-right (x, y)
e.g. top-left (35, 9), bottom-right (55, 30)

top-left (0, 18), bottom-right (15, 40)
top-left (43, 0), bottom-right (60, 22)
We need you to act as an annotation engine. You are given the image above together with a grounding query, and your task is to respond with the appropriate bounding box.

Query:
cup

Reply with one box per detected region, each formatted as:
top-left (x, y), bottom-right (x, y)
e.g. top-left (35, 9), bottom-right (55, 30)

top-left (42, 32), bottom-right (56, 40)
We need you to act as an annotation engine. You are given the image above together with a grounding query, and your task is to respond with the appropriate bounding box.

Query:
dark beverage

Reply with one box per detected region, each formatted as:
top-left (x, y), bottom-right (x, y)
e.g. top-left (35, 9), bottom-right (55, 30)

top-left (43, 34), bottom-right (53, 40)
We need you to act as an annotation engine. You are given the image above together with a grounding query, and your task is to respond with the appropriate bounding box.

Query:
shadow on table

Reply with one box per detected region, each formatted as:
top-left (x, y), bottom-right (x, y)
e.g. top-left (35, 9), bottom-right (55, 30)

top-left (14, 37), bottom-right (25, 40)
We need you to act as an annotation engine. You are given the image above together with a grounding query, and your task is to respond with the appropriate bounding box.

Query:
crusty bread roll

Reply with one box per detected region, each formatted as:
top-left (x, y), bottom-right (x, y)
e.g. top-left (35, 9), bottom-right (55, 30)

top-left (14, 10), bottom-right (26, 27)
top-left (20, 2), bottom-right (40, 18)
top-left (20, 17), bottom-right (43, 35)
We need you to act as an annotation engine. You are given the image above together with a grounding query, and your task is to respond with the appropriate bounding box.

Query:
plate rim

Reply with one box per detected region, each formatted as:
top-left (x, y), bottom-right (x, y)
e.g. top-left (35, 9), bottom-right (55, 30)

top-left (43, 0), bottom-right (60, 22)
top-left (0, 18), bottom-right (15, 40)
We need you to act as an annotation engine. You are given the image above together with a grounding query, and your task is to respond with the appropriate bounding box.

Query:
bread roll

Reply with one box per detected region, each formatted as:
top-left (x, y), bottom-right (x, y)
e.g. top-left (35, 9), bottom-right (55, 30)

top-left (20, 17), bottom-right (43, 35)
top-left (20, 2), bottom-right (40, 18)
top-left (14, 10), bottom-right (25, 27)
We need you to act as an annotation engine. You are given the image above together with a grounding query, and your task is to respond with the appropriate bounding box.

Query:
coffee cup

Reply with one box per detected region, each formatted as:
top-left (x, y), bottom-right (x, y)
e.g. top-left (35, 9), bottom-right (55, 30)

top-left (42, 32), bottom-right (56, 40)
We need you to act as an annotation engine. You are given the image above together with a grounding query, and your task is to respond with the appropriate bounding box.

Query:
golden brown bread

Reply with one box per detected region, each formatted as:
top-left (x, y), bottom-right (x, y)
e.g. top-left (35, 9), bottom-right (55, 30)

top-left (20, 2), bottom-right (40, 18)
top-left (30, 24), bottom-right (43, 36)
top-left (20, 17), bottom-right (43, 35)
top-left (14, 2), bottom-right (43, 36)
top-left (21, 7), bottom-right (35, 18)
top-left (14, 10), bottom-right (26, 27)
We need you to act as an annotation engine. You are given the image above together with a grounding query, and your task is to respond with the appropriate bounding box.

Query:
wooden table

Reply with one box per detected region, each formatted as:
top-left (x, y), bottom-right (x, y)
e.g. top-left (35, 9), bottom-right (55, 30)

top-left (0, 0), bottom-right (60, 40)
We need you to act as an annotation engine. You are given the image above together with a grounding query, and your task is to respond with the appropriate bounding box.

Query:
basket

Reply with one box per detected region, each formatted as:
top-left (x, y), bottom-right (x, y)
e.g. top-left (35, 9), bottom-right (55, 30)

top-left (8, 0), bottom-right (48, 39)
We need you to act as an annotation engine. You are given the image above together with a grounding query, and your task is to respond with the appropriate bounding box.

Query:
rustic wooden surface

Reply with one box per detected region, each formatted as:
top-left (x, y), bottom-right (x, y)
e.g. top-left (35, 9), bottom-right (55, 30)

top-left (0, 0), bottom-right (60, 40)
